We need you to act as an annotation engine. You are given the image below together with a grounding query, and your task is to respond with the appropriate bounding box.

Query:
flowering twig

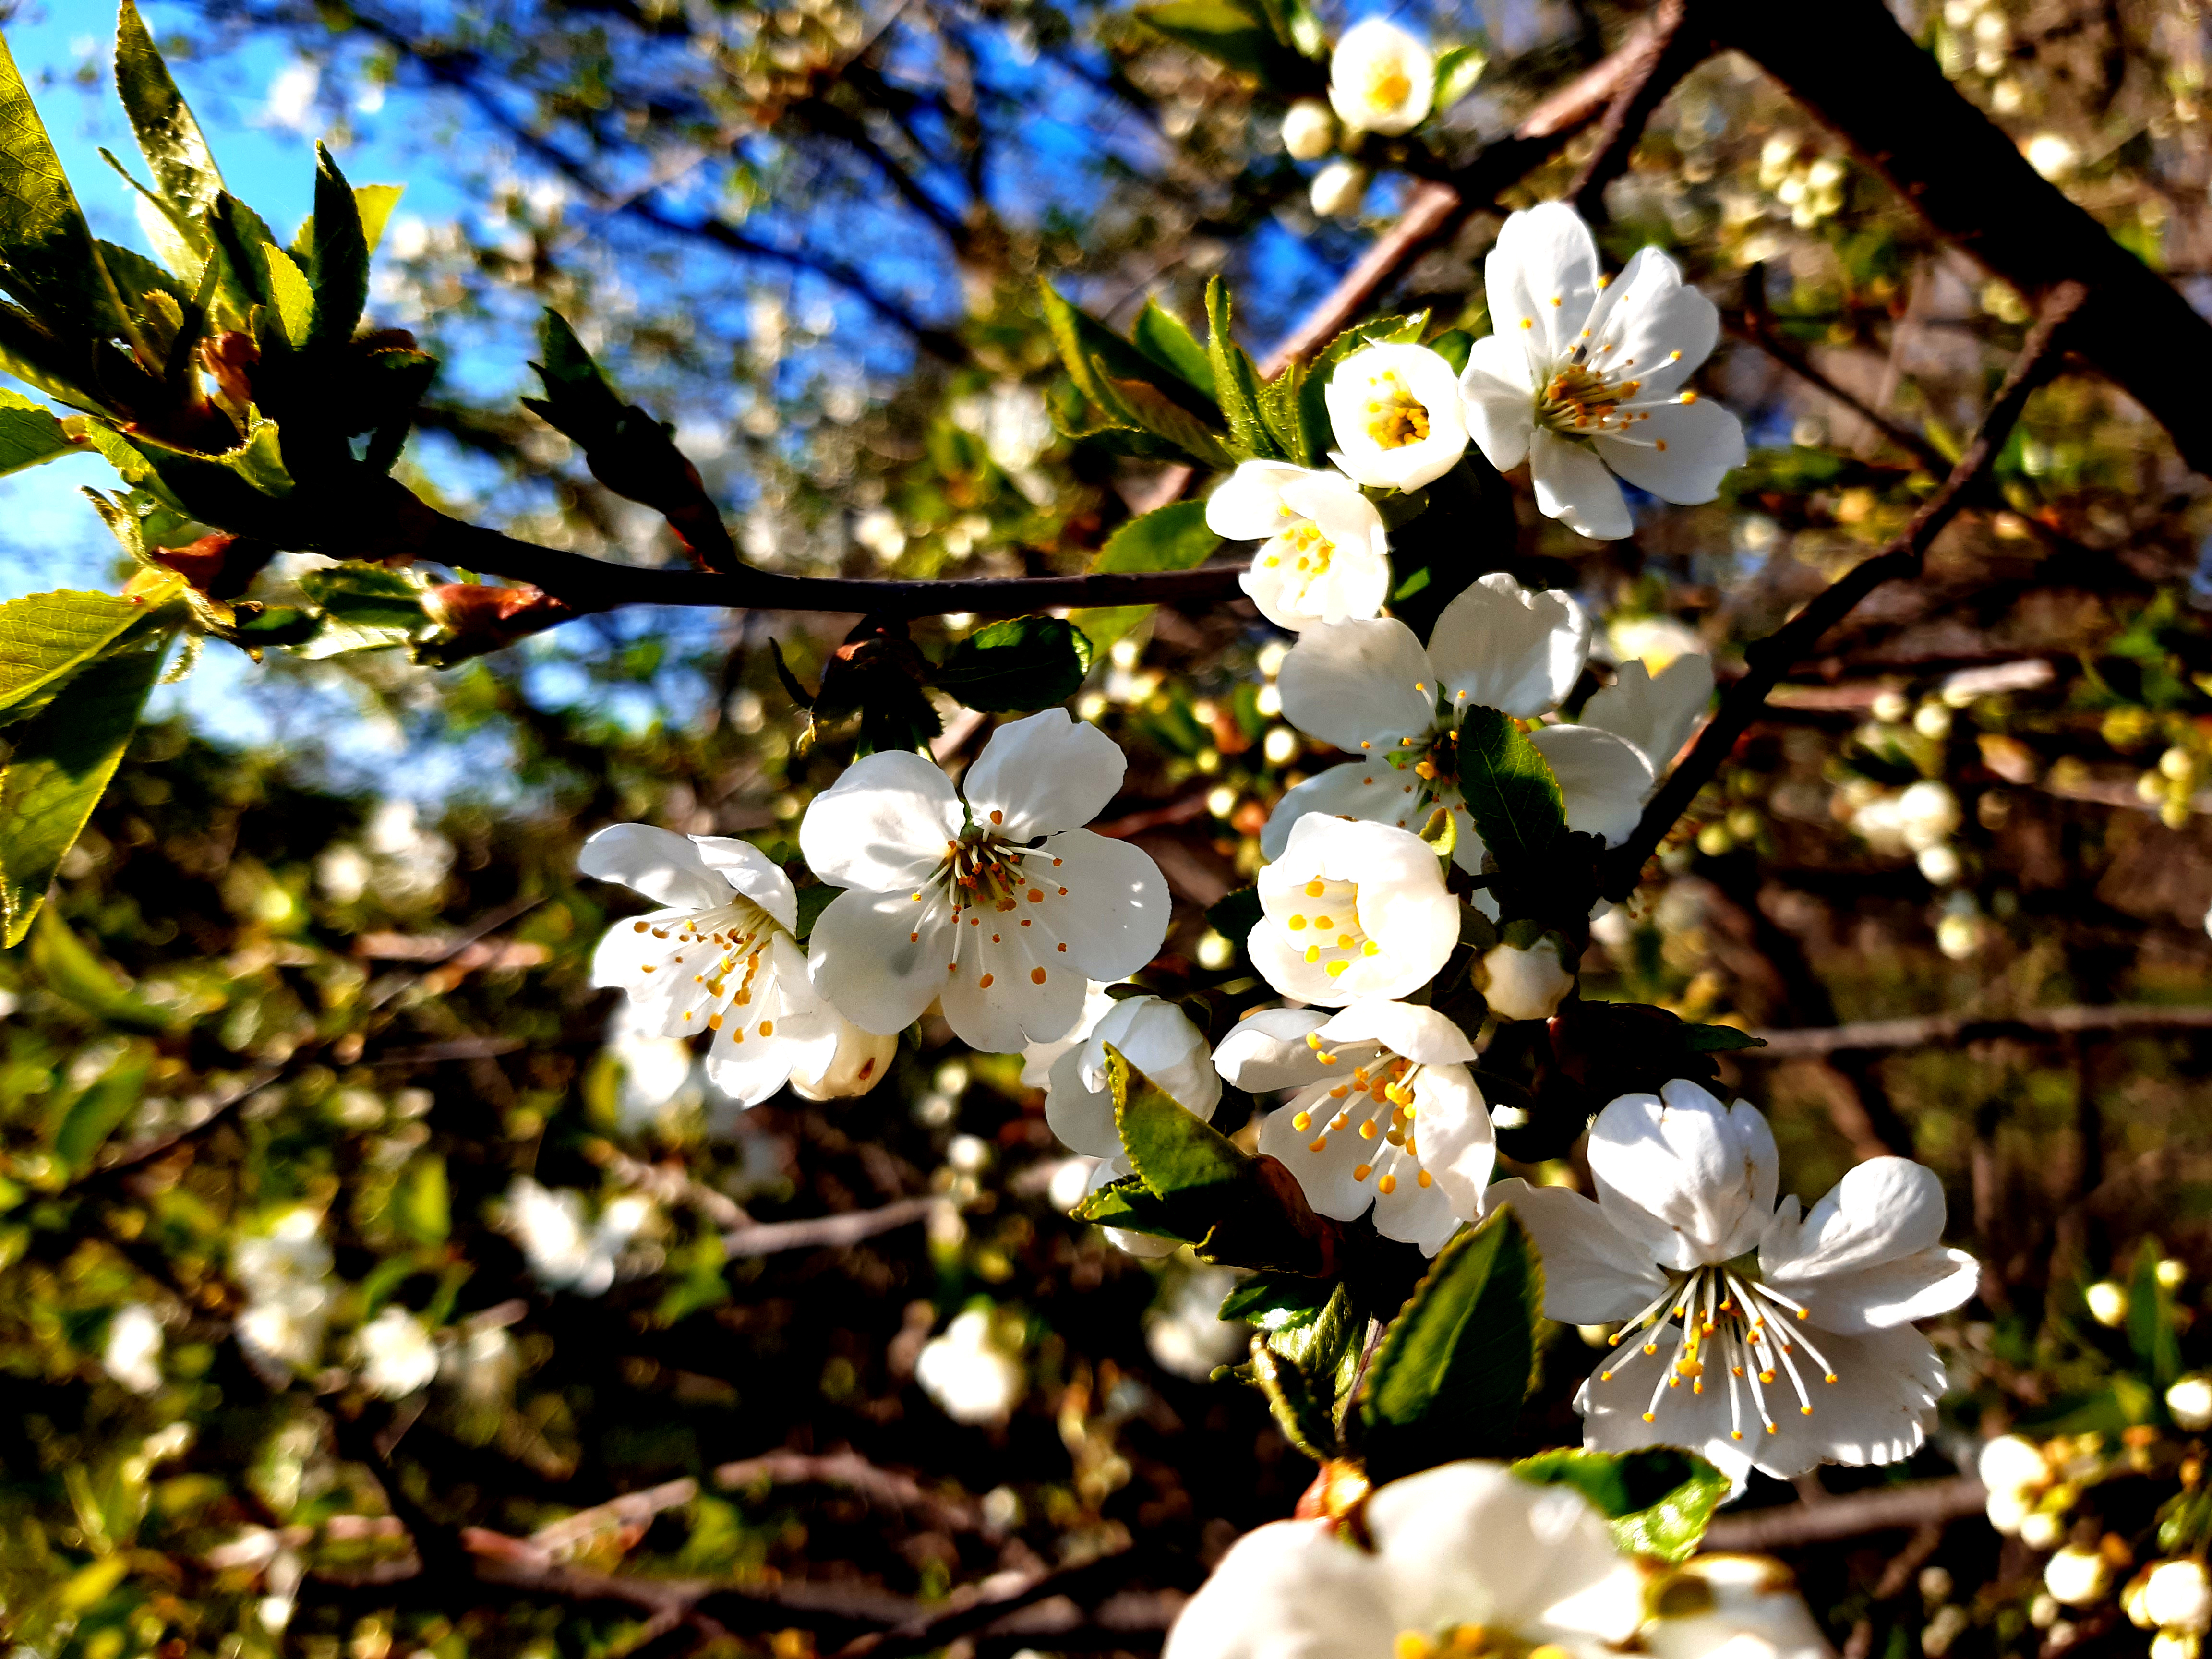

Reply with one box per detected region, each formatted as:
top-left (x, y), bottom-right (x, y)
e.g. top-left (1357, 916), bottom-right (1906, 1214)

top-left (1598, 281), bottom-right (2088, 902)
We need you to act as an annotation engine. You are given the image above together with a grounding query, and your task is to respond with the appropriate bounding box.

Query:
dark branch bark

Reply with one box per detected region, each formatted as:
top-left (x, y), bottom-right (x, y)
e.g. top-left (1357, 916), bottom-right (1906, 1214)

top-left (1598, 281), bottom-right (2087, 901)
top-left (1566, 0), bottom-right (1703, 219)
top-left (1749, 1002), bottom-right (2212, 1058)
top-left (721, 1195), bottom-right (944, 1255)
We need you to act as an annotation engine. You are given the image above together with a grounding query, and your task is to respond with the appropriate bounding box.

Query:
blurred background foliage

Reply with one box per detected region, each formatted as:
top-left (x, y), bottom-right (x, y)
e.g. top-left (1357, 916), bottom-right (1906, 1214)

top-left (14, 0), bottom-right (2212, 1656)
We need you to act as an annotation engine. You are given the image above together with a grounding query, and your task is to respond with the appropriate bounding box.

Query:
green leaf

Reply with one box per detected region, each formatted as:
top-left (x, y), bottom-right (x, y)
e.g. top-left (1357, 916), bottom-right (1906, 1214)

top-left (1428, 328), bottom-right (1474, 374)
top-left (114, 0), bottom-right (224, 240)
top-left (1204, 276), bottom-right (1274, 460)
top-left (353, 183), bottom-right (404, 254)
top-left (394, 1155), bottom-right (452, 1247)
top-left (308, 144), bottom-right (369, 349)
top-left (0, 30), bottom-right (138, 347)
top-left (0, 633), bottom-right (172, 946)
top-left (792, 883), bottom-right (839, 942)
top-left (1683, 1023), bottom-right (1767, 1053)
top-left (1512, 1447), bottom-right (1728, 1563)
top-left (1432, 45), bottom-right (1489, 116)
top-left (49, 1048), bottom-right (150, 1174)
top-left (1248, 1280), bottom-right (1362, 1457)
top-left (1094, 500), bottom-right (1221, 574)
top-left (1356, 1206), bottom-right (1541, 1481)
top-left (0, 393), bottom-right (77, 481)
top-left (1073, 1172), bottom-right (1198, 1241)
top-left (1098, 367), bottom-right (1235, 469)
top-left (262, 242), bottom-right (314, 349)
top-left (1205, 885), bottom-right (1262, 948)
top-left (1038, 280), bottom-right (1220, 426)
top-left (1455, 705), bottom-right (1568, 869)
top-left (1220, 1272), bottom-right (1332, 1332)
top-left (1258, 360), bottom-right (1309, 465)
top-left (1136, 0), bottom-right (1311, 84)
top-left (203, 192), bottom-right (285, 322)
top-left (0, 584), bottom-right (178, 725)
top-left (931, 616), bottom-right (1092, 713)
top-left (1248, 1339), bottom-right (1340, 1458)
top-left (295, 564), bottom-right (432, 658)
top-left (2131, 1238), bottom-right (2184, 1395)
top-left (1132, 298), bottom-right (1215, 398)
top-left (1114, 1040), bottom-right (1250, 1201)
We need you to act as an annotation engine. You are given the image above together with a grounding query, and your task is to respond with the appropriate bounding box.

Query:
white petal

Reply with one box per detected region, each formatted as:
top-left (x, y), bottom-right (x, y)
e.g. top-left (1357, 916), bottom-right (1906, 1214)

top-left (1250, 815), bottom-right (1457, 1004)
top-left (1371, 1166), bottom-right (1467, 1254)
top-left (1527, 724), bottom-right (1654, 845)
top-left (1586, 1083), bottom-right (1776, 1270)
top-left (940, 915), bottom-right (1086, 1052)
top-left (1204, 459), bottom-right (1315, 540)
top-left (1257, 1091), bottom-right (1381, 1222)
top-left (1401, 1062), bottom-right (1493, 1226)
top-left (1764, 1156), bottom-right (1948, 1275)
top-left (1530, 430), bottom-right (1633, 539)
top-left (1319, 999), bottom-right (1475, 1064)
top-left (1491, 1178), bottom-right (1670, 1323)
top-left (962, 709), bottom-right (1129, 841)
top-left (798, 750), bottom-right (963, 892)
top-left (1323, 343), bottom-right (1470, 493)
top-left (1021, 981), bottom-right (1117, 1088)
top-left (1032, 829), bottom-right (1171, 982)
top-left (1240, 522), bottom-right (1392, 631)
top-left (1261, 760), bottom-right (1430, 860)
top-left (1578, 245), bottom-right (1718, 400)
top-left (1722, 1323), bottom-right (1949, 1481)
top-left (1486, 202), bottom-right (1602, 369)
top-left (579, 823), bottom-right (730, 911)
top-left (1046, 1043), bottom-right (1122, 1158)
top-left (1593, 396), bottom-right (1746, 505)
top-left (1162, 1517), bottom-right (1395, 1659)
top-left (1088, 994), bottom-right (1222, 1120)
top-left (688, 835), bottom-right (800, 930)
top-left (806, 887), bottom-right (950, 1035)
top-left (1459, 331), bottom-right (1537, 473)
top-left (1212, 1006), bottom-right (1333, 1092)
top-left (1278, 618), bottom-right (1436, 751)
top-left (590, 907), bottom-right (691, 1002)
top-left (1425, 572), bottom-right (1590, 719)
top-left (1644, 1558), bottom-right (1835, 1659)
top-left (1772, 1246), bottom-right (1980, 1335)
top-left (1580, 654), bottom-right (1713, 776)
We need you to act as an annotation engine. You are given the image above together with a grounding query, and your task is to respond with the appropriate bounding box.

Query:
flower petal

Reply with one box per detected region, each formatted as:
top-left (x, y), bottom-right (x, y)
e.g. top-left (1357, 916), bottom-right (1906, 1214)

top-left (1491, 1177), bottom-right (1670, 1322)
top-left (1771, 1246), bottom-right (1981, 1336)
top-left (940, 916), bottom-right (1086, 1052)
top-left (1371, 1165), bottom-right (1466, 1254)
top-left (1763, 1156), bottom-right (1948, 1275)
top-left (1485, 201), bottom-right (1603, 371)
top-left (1087, 994), bottom-right (1222, 1120)
top-left (579, 823), bottom-right (731, 911)
top-left (1033, 829), bottom-right (1171, 981)
top-left (1278, 616), bottom-right (1436, 753)
top-left (1211, 1006), bottom-right (1333, 1092)
top-left (806, 887), bottom-right (950, 1035)
top-left (1459, 330), bottom-right (1536, 473)
top-left (1261, 760), bottom-right (1429, 860)
top-left (1586, 1081), bottom-right (1777, 1269)
top-left (1425, 572), bottom-right (1591, 719)
top-left (1046, 1044), bottom-right (1121, 1157)
top-left (1530, 429), bottom-right (1633, 539)
top-left (1257, 1092), bottom-right (1380, 1222)
top-left (1592, 395), bottom-right (1746, 505)
top-left (1402, 1062), bottom-right (1492, 1227)
top-left (1321, 999), bottom-right (1476, 1065)
top-left (1577, 245), bottom-right (1719, 400)
top-left (1527, 724), bottom-right (1654, 845)
top-left (1162, 1516), bottom-right (1395, 1659)
top-left (799, 751), bottom-right (963, 892)
top-left (1203, 459), bottom-right (1316, 541)
top-left (1580, 653), bottom-right (1714, 776)
top-left (962, 709), bottom-right (1129, 841)
top-left (688, 835), bottom-right (800, 930)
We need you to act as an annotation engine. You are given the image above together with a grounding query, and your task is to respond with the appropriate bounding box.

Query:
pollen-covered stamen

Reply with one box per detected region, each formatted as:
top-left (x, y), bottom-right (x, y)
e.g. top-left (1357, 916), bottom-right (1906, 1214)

top-left (1537, 362), bottom-right (1646, 435)
top-left (1598, 1261), bottom-right (1839, 1434)
top-left (1278, 873), bottom-right (1382, 981)
top-left (634, 899), bottom-right (786, 1044)
top-left (1395, 1624), bottom-right (1574, 1659)
top-left (1293, 1051), bottom-right (1432, 1196)
top-left (1364, 371), bottom-right (1432, 450)
top-left (930, 830), bottom-right (1074, 991)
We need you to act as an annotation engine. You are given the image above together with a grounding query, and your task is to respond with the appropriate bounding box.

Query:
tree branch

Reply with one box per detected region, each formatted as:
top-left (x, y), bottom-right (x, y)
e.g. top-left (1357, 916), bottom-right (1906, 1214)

top-left (1701, 1478), bottom-right (1987, 1551)
top-left (1749, 1002), bottom-right (2212, 1058)
top-left (1565, 0), bottom-right (1704, 219)
top-left (1598, 280), bottom-right (2087, 901)
top-left (720, 1195), bottom-right (945, 1255)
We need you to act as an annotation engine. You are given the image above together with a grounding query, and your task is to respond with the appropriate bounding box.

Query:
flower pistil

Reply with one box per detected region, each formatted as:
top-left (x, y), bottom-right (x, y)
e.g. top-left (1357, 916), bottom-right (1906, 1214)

top-left (1596, 1260), bottom-right (1840, 1442)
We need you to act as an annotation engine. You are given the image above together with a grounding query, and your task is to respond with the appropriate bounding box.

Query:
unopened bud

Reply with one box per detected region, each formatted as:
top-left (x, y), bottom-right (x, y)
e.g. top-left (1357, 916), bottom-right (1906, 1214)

top-left (1281, 98), bottom-right (1336, 160)
top-left (2169, 1372), bottom-right (2212, 1431)
top-left (2046, 1545), bottom-right (2114, 1608)
top-left (1310, 159), bottom-right (1368, 219)
top-left (2020, 1509), bottom-right (2067, 1551)
top-left (790, 1018), bottom-right (896, 1101)
top-left (2146, 1561), bottom-right (2212, 1635)
top-left (2085, 1279), bottom-right (2129, 1328)
top-left (1978, 1433), bottom-right (2050, 1497)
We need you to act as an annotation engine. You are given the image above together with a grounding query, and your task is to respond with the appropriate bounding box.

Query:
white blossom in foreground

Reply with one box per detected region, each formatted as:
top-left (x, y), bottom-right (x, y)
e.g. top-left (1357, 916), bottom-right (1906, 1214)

top-left (1217, 1000), bottom-right (1491, 1253)
top-left (1326, 342), bottom-right (1470, 493)
top-left (915, 1308), bottom-right (1026, 1424)
top-left (104, 1304), bottom-right (164, 1395)
top-left (1497, 1080), bottom-right (1978, 1488)
top-left (502, 1177), bottom-right (653, 1298)
top-left (1327, 18), bottom-right (1434, 136)
top-left (1479, 934), bottom-right (1577, 1022)
top-left (233, 1208), bottom-right (335, 1375)
top-left (582, 824), bottom-right (841, 1106)
top-left (1044, 992), bottom-right (1222, 1161)
top-left (789, 1020), bottom-right (899, 1101)
top-left (358, 1306), bottom-right (439, 1398)
top-left (1205, 461), bottom-right (1391, 631)
top-left (803, 710), bottom-right (1170, 1053)
top-left (1643, 1555), bottom-right (1836, 1659)
top-left (1266, 574), bottom-right (1654, 872)
top-left (1460, 202), bottom-right (1747, 539)
top-left (1249, 815), bottom-right (1458, 1003)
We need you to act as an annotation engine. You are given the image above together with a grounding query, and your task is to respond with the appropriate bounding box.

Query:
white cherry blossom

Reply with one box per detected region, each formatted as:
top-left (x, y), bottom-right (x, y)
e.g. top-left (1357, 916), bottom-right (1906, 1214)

top-left (1460, 202), bottom-right (1747, 539)
top-left (233, 1208), bottom-right (335, 1375)
top-left (1496, 1080), bottom-right (1978, 1489)
top-left (1326, 342), bottom-right (1470, 493)
top-left (915, 1308), bottom-right (1026, 1424)
top-left (1205, 460), bottom-right (1391, 630)
top-left (1327, 18), bottom-right (1434, 136)
top-left (802, 710), bottom-right (1171, 1053)
top-left (1249, 814), bottom-right (1458, 1004)
top-left (104, 1304), bottom-right (164, 1395)
top-left (1265, 574), bottom-right (1654, 872)
top-left (1582, 651), bottom-right (1715, 781)
top-left (581, 824), bottom-right (842, 1106)
top-left (358, 1306), bottom-right (439, 1398)
top-left (502, 1177), bottom-right (653, 1298)
top-left (1216, 1000), bottom-right (1491, 1253)
top-left (1043, 991), bottom-right (1221, 1162)
top-left (1281, 97), bottom-right (1336, 160)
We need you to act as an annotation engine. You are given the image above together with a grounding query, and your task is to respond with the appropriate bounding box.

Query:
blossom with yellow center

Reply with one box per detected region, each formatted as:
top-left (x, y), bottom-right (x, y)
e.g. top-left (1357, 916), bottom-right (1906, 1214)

top-left (1206, 459), bottom-right (1391, 630)
top-left (1327, 18), bottom-right (1435, 136)
top-left (1325, 341), bottom-right (1470, 493)
top-left (1247, 814), bottom-right (1458, 1005)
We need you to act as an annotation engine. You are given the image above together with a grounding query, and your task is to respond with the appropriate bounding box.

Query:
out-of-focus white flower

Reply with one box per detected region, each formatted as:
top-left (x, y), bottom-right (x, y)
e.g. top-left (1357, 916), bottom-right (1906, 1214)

top-left (1481, 935), bottom-right (1575, 1022)
top-left (915, 1308), bottom-right (1025, 1424)
top-left (1460, 202), bottom-right (1746, 539)
top-left (1917, 844), bottom-right (1962, 885)
top-left (1310, 158), bottom-right (1369, 219)
top-left (2025, 133), bottom-right (2079, 180)
top-left (1222, 1000), bottom-right (1491, 1255)
top-left (2020, 1510), bottom-right (2067, 1551)
top-left (1327, 19), bottom-right (1434, 135)
top-left (1896, 781), bottom-right (1960, 852)
top-left (1497, 1080), bottom-right (1978, 1490)
top-left (234, 1208), bottom-right (335, 1374)
top-left (104, 1304), bottom-right (164, 1395)
top-left (503, 1177), bottom-right (651, 1297)
top-left (1978, 1433), bottom-right (2050, 1500)
top-left (1206, 461), bottom-right (1391, 631)
top-left (444, 1325), bottom-right (521, 1403)
top-left (953, 382), bottom-right (1054, 474)
top-left (854, 508), bottom-right (907, 560)
top-left (1325, 343), bottom-right (1469, 492)
top-left (802, 711), bottom-right (1170, 1054)
top-left (263, 60), bottom-right (319, 130)
top-left (1643, 1553), bottom-right (1836, 1659)
top-left (2045, 1545), bottom-right (2113, 1608)
top-left (1611, 616), bottom-right (1707, 676)
top-left (1146, 1267), bottom-right (1249, 1380)
top-left (358, 1306), bottom-right (439, 1398)
top-left (2147, 1562), bottom-right (2212, 1635)
top-left (609, 1027), bottom-right (700, 1129)
top-left (1281, 97), bottom-right (1336, 159)
top-left (2168, 1372), bottom-right (2212, 1431)
top-left (1249, 815), bottom-right (1458, 1004)
top-left (2086, 1279), bottom-right (2129, 1327)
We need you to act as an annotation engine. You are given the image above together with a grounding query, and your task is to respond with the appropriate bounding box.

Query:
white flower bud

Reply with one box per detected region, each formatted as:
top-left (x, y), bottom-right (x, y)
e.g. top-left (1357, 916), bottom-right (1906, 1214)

top-left (790, 1016), bottom-right (897, 1101)
top-left (2020, 1509), bottom-right (2067, 1551)
top-left (1310, 159), bottom-right (1369, 219)
top-left (2146, 1561), bottom-right (2212, 1634)
top-left (2169, 1372), bottom-right (2212, 1431)
top-left (1978, 1433), bottom-right (2050, 1497)
top-left (1986, 1485), bottom-right (2034, 1536)
top-left (1479, 936), bottom-right (1575, 1022)
top-left (2153, 1630), bottom-right (2203, 1659)
top-left (2030, 1593), bottom-right (2061, 1629)
top-left (1281, 98), bottom-right (1336, 159)
top-left (1917, 843), bottom-right (1962, 885)
top-left (2159, 1258), bottom-right (2188, 1291)
top-left (2086, 1279), bottom-right (2129, 1327)
top-left (1898, 780), bottom-right (1961, 851)
top-left (2046, 1546), bottom-right (2114, 1608)
top-left (1871, 688), bottom-right (1911, 724)
top-left (915, 1309), bottom-right (1025, 1424)
top-left (1914, 702), bottom-right (1953, 739)
top-left (2164, 746), bottom-right (2198, 782)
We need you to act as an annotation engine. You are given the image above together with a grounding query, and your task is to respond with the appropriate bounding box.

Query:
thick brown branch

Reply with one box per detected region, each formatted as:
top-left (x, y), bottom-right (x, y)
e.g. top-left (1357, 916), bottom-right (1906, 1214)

top-left (1566, 0), bottom-right (1703, 218)
top-left (713, 1448), bottom-right (991, 1535)
top-left (1750, 1003), bottom-right (2212, 1058)
top-left (1598, 281), bottom-right (2086, 901)
top-left (1701, 1478), bottom-right (1988, 1551)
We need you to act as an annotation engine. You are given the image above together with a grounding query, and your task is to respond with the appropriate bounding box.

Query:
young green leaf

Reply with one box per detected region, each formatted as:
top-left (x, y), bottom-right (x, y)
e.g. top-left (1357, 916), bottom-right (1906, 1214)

top-left (1093, 500), bottom-right (1221, 574)
top-left (1113, 1040), bottom-right (1251, 1202)
top-left (308, 144), bottom-right (370, 349)
top-left (49, 1048), bottom-right (151, 1173)
top-left (1258, 359), bottom-right (1310, 466)
top-left (27, 909), bottom-right (176, 1034)
top-left (353, 183), bottom-right (405, 254)
top-left (1132, 298), bottom-right (1216, 397)
top-left (0, 630), bottom-right (174, 946)
top-left (1512, 1447), bottom-right (1729, 1562)
top-left (1355, 1206), bottom-right (1542, 1481)
top-left (261, 243), bottom-right (314, 350)
top-left (1098, 367), bottom-right (1236, 469)
top-left (1134, 0), bottom-right (1322, 89)
top-left (1455, 705), bottom-right (1568, 868)
top-left (0, 31), bottom-right (139, 349)
top-left (0, 395), bottom-right (82, 482)
top-left (1220, 1271), bottom-right (1334, 1332)
top-left (1205, 276), bottom-right (1275, 460)
top-left (1682, 1023), bottom-right (1767, 1053)
top-left (0, 581), bottom-right (182, 726)
top-left (1039, 280), bottom-right (1220, 424)
top-left (1431, 45), bottom-right (1489, 117)
top-left (114, 0), bottom-right (224, 236)
top-left (1073, 1172), bottom-right (1199, 1241)
top-left (931, 616), bottom-right (1093, 713)
top-left (295, 564), bottom-right (433, 659)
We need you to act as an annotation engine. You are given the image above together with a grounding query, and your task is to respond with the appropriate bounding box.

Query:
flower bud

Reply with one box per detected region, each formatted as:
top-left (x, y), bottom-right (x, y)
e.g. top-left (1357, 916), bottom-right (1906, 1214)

top-left (2085, 1279), bottom-right (2129, 1327)
top-left (1985, 1485), bottom-right (2033, 1536)
top-left (791, 1017), bottom-right (897, 1101)
top-left (2146, 1561), bottom-right (2212, 1635)
top-left (2162, 746), bottom-right (2196, 782)
top-left (2152, 1630), bottom-right (2202, 1659)
top-left (1917, 843), bottom-right (1962, 885)
top-left (1479, 935), bottom-right (1575, 1022)
top-left (1978, 1433), bottom-right (2050, 1497)
top-left (2168, 1372), bottom-right (2212, 1431)
top-left (2046, 1545), bottom-right (2114, 1608)
top-left (2020, 1509), bottom-right (2067, 1551)
top-left (1281, 97), bottom-right (1336, 159)
top-left (1310, 159), bottom-right (1369, 219)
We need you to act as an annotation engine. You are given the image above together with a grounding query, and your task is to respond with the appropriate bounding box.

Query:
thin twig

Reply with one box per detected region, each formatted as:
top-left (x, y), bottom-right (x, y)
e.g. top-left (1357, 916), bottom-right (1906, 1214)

top-left (712, 1448), bottom-right (992, 1536)
top-left (831, 1548), bottom-right (1141, 1659)
top-left (1598, 281), bottom-right (2086, 901)
top-left (721, 1194), bottom-right (944, 1255)
top-left (1701, 1478), bottom-right (1987, 1551)
top-left (1749, 1003), bottom-right (2212, 1058)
